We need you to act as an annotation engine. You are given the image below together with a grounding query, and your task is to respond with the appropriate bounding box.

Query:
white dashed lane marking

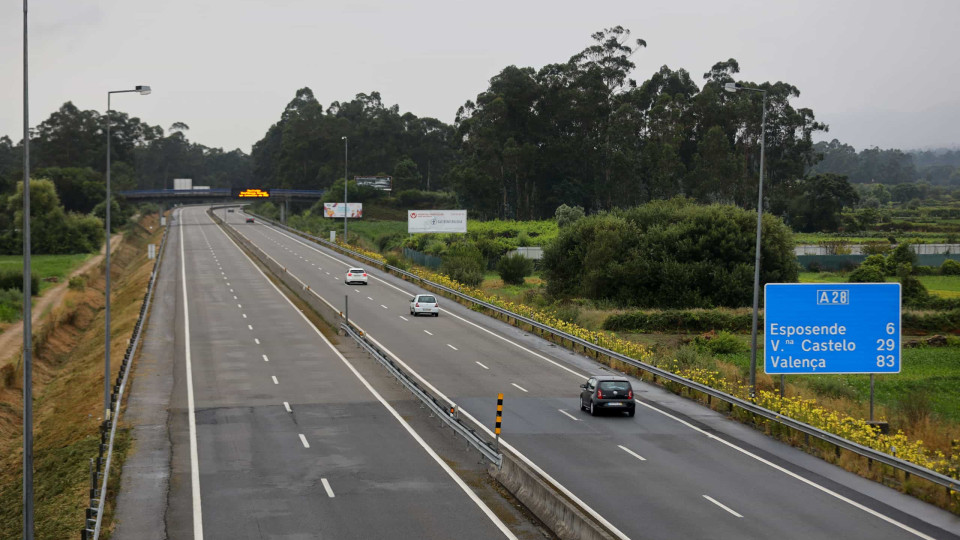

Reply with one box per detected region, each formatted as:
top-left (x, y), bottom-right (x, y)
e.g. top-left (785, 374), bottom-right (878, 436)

top-left (558, 410), bottom-right (580, 421)
top-left (618, 445), bottom-right (646, 461)
top-left (271, 375), bottom-right (278, 385)
top-left (283, 402), bottom-right (292, 412)
top-left (399, 316), bottom-right (408, 321)
top-left (511, 383), bottom-right (528, 393)
top-left (703, 495), bottom-right (742, 518)
top-left (255, 338), bottom-right (260, 345)
top-left (262, 354), bottom-right (269, 362)
top-left (476, 361), bottom-right (489, 370)
top-left (424, 330), bottom-right (433, 336)
top-left (447, 344), bottom-right (458, 351)
top-left (321, 479), bottom-right (335, 498)
top-left (299, 434), bottom-right (310, 448)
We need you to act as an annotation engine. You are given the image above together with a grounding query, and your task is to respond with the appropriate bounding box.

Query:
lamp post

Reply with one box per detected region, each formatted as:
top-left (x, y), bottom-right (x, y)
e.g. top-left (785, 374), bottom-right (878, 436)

top-left (104, 85), bottom-right (150, 421)
top-left (22, 1), bottom-right (33, 537)
top-left (342, 136), bottom-right (348, 243)
top-left (724, 81), bottom-right (767, 398)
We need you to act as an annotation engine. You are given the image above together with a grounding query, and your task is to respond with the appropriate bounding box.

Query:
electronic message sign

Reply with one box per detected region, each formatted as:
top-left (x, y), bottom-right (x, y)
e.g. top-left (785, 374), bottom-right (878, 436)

top-left (232, 188), bottom-right (271, 198)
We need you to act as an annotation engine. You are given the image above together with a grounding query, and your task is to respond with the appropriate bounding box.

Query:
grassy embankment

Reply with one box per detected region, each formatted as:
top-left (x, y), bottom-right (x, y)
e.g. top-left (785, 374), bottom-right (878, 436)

top-left (0, 213), bottom-right (161, 539)
top-left (0, 254), bottom-right (93, 328)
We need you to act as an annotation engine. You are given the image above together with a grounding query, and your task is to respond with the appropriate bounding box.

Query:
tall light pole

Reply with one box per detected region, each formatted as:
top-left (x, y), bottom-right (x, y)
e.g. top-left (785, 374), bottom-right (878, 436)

top-left (724, 81), bottom-right (767, 398)
top-left (104, 85), bottom-right (150, 421)
top-left (22, 1), bottom-right (33, 537)
top-left (342, 136), bottom-right (348, 243)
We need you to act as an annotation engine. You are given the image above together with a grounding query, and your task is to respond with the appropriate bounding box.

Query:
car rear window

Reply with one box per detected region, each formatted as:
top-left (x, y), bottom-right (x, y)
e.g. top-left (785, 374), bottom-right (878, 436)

top-left (418, 296), bottom-right (436, 303)
top-left (349, 268), bottom-right (365, 273)
top-left (598, 381), bottom-right (631, 392)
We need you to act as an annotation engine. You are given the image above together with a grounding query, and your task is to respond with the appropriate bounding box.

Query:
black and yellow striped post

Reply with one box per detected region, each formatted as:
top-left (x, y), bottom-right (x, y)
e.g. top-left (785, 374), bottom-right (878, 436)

top-left (495, 393), bottom-right (504, 450)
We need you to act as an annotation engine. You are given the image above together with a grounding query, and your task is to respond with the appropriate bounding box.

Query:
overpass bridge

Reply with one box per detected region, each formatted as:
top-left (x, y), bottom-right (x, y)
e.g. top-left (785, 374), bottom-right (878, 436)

top-left (118, 188), bottom-right (325, 221)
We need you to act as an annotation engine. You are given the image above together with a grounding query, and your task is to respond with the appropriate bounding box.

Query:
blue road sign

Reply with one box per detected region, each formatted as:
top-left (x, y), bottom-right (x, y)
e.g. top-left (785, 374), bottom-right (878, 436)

top-left (764, 283), bottom-right (901, 374)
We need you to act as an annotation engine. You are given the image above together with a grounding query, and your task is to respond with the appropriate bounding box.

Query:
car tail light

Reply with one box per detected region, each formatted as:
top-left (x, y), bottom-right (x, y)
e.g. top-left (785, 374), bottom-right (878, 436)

top-left (628, 389), bottom-right (633, 399)
top-left (415, 303), bottom-right (420, 307)
top-left (347, 273), bottom-right (352, 276)
top-left (596, 389), bottom-right (603, 399)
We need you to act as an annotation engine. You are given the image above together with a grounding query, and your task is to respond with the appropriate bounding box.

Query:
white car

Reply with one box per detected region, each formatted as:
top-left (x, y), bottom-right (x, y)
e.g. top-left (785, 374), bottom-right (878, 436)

top-left (410, 294), bottom-right (439, 317)
top-left (345, 267), bottom-right (368, 285)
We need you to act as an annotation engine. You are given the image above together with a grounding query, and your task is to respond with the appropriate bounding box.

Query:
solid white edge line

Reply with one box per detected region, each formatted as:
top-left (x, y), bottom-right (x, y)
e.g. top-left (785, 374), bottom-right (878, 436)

top-left (703, 495), bottom-right (742, 518)
top-left (299, 434), bottom-right (310, 448)
top-left (511, 383), bottom-right (528, 393)
top-left (617, 444), bottom-right (645, 461)
top-left (637, 400), bottom-right (934, 539)
top-left (321, 478), bottom-right (335, 498)
top-left (258, 220), bottom-right (936, 540)
top-left (558, 410), bottom-right (580, 421)
top-left (178, 210), bottom-right (204, 539)
top-left (283, 401), bottom-right (292, 412)
top-left (476, 361), bottom-right (489, 370)
top-left (211, 211), bottom-right (517, 539)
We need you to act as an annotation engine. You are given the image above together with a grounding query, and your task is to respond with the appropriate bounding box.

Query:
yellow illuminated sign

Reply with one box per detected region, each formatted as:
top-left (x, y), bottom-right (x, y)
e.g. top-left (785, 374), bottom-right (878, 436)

top-left (237, 188), bottom-right (270, 198)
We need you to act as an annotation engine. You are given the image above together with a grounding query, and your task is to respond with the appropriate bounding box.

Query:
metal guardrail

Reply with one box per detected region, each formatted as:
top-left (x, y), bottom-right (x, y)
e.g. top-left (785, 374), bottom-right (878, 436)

top-left (246, 211), bottom-right (960, 493)
top-left (340, 322), bottom-right (502, 468)
top-left (82, 215), bottom-right (169, 539)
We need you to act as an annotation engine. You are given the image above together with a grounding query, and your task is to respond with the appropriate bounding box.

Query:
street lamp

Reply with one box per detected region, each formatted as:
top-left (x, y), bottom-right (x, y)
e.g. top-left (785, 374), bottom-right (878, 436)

top-left (104, 85), bottom-right (150, 421)
top-left (22, 1), bottom-right (34, 537)
top-left (724, 81), bottom-right (767, 398)
top-left (342, 136), bottom-right (348, 243)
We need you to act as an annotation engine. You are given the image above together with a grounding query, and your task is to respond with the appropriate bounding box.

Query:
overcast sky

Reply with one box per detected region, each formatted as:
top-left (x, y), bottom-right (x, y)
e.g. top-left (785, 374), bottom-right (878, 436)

top-left (2, 0), bottom-right (958, 154)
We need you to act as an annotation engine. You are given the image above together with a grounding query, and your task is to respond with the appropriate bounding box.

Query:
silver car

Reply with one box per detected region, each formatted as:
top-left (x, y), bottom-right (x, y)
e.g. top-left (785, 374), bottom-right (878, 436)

top-left (410, 294), bottom-right (439, 317)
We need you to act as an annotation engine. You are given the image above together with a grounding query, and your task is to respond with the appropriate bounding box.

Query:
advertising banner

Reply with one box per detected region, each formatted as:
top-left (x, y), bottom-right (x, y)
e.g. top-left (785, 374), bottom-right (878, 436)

top-left (355, 176), bottom-right (393, 191)
top-left (407, 210), bottom-right (467, 233)
top-left (323, 202), bottom-right (363, 219)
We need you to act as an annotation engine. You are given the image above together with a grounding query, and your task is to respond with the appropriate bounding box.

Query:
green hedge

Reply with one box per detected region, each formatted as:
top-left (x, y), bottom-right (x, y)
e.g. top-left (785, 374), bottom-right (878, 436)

top-left (603, 309), bottom-right (756, 333)
top-left (902, 309), bottom-right (960, 334)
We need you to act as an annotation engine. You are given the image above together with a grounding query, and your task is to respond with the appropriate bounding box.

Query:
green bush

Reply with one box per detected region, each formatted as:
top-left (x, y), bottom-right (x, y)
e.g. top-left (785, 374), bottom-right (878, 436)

top-left (940, 259), bottom-right (960, 275)
top-left (886, 243), bottom-right (916, 274)
top-left (0, 271), bottom-right (39, 294)
top-left (496, 254), bottom-right (533, 285)
top-left (68, 275), bottom-right (86, 291)
top-left (384, 252), bottom-right (408, 270)
top-left (697, 331), bottom-right (748, 355)
top-left (555, 204), bottom-right (585, 228)
top-left (848, 265), bottom-right (886, 283)
top-left (0, 288), bottom-right (22, 322)
top-left (543, 199), bottom-right (798, 308)
top-left (441, 242), bottom-right (485, 287)
top-left (911, 265), bottom-right (937, 276)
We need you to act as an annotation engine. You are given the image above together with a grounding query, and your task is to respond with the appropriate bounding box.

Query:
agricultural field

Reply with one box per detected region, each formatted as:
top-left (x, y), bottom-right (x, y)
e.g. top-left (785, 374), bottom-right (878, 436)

top-left (0, 253), bottom-right (92, 293)
top-left (800, 271), bottom-right (960, 298)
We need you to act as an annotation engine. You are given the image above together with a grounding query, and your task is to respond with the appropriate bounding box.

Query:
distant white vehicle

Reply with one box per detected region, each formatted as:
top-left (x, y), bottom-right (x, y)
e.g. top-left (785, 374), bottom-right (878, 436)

top-left (345, 268), bottom-right (368, 285)
top-left (409, 294), bottom-right (439, 317)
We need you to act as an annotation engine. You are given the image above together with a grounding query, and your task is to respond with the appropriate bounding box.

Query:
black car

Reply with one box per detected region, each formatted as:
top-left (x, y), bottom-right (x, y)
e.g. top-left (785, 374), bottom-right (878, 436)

top-left (580, 375), bottom-right (635, 417)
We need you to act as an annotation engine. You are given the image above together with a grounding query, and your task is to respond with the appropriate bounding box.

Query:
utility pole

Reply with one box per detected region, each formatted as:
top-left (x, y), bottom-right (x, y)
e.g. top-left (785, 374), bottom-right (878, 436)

top-left (22, 1), bottom-right (34, 537)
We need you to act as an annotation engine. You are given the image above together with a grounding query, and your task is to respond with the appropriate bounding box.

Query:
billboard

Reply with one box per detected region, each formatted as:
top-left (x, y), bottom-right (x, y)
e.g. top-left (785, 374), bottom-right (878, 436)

top-left (355, 176), bottom-right (393, 191)
top-left (232, 188), bottom-right (271, 198)
top-left (408, 210), bottom-right (467, 233)
top-left (323, 202), bottom-right (363, 219)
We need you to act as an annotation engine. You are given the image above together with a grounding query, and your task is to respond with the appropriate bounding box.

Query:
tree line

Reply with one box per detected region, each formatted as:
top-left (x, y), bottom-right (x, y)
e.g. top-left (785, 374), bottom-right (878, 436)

top-left (810, 139), bottom-right (960, 185)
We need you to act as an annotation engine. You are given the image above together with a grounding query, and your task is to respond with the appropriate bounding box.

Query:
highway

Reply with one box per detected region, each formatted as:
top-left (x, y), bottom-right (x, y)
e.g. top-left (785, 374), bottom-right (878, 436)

top-left (225, 207), bottom-right (960, 540)
top-left (152, 206), bottom-right (516, 539)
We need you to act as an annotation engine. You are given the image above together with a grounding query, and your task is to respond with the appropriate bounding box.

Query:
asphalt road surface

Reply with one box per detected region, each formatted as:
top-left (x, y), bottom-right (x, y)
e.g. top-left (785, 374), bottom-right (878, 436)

top-left (145, 206), bottom-right (516, 539)
top-left (225, 207), bottom-right (960, 540)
